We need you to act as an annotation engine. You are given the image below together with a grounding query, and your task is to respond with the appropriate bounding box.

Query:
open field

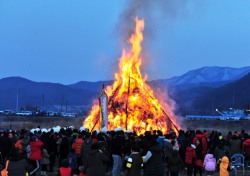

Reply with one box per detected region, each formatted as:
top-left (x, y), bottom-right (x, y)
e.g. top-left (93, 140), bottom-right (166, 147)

top-left (181, 119), bottom-right (250, 134)
top-left (0, 115), bottom-right (84, 130)
top-left (0, 115), bottom-right (250, 134)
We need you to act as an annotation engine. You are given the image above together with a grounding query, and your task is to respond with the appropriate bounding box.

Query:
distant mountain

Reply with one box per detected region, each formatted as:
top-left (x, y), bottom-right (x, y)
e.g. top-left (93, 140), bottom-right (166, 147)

top-left (167, 66), bottom-right (250, 86)
top-left (69, 80), bottom-right (113, 92)
top-left (150, 66), bottom-right (250, 98)
top-left (0, 66), bottom-right (250, 114)
top-left (0, 77), bottom-right (98, 111)
top-left (149, 66), bottom-right (250, 115)
top-left (192, 73), bottom-right (250, 114)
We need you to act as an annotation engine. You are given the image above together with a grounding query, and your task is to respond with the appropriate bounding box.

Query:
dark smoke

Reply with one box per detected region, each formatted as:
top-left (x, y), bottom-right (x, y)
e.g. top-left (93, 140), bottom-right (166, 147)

top-left (118, 0), bottom-right (190, 45)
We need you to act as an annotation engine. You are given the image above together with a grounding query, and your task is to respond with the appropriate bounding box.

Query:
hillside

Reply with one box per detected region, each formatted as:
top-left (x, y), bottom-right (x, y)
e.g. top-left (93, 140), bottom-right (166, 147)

top-left (0, 66), bottom-right (250, 114)
top-left (192, 73), bottom-right (250, 114)
top-left (0, 77), bottom-right (98, 110)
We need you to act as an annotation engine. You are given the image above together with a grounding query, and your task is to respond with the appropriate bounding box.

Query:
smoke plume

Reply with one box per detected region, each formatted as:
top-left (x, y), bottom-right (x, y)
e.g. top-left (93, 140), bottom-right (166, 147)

top-left (118, 0), bottom-right (190, 45)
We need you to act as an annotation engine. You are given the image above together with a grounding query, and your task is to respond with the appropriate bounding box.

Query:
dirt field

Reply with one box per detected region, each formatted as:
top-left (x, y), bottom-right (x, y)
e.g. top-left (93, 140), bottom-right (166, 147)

top-left (1, 115), bottom-right (250, 135)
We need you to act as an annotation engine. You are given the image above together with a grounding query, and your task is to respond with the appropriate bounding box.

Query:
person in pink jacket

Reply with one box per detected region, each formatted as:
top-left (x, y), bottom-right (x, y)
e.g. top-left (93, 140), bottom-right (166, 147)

top-left (203, 149), bottom-right (216, 176)
top-left (29, 136), bottom-right (43, 176)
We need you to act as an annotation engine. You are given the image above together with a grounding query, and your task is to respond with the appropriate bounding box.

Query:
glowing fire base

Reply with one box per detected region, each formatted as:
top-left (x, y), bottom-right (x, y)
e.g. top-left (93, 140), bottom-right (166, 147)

top-left (84, 17), bottom-right (180, 134)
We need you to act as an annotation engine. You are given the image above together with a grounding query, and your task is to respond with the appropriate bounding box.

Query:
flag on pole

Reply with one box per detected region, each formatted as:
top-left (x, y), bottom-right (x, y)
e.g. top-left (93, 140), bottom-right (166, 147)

top-left (99, 87), bottom-right (108, 129)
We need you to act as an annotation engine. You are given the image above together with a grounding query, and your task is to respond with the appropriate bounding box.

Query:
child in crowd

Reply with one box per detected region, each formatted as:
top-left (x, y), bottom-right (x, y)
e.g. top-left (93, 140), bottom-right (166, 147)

top-left (41, 147), bottom-right (50, 176)
top-left (185, 142), bottom-right (196, 176)
top-left (218, 156), bottom-right (231, 176)
top-left (203, 149), bottom-right (216, 176)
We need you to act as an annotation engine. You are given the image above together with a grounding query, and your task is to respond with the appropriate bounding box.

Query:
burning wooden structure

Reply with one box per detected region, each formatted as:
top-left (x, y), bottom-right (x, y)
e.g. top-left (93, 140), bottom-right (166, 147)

top-left (84, 17), bottom-right (180, 134)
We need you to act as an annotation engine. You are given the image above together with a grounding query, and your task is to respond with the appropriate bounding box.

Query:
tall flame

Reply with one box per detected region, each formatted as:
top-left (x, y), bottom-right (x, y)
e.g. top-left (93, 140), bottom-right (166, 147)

top-left (84, 17), bottom-right (180, 134)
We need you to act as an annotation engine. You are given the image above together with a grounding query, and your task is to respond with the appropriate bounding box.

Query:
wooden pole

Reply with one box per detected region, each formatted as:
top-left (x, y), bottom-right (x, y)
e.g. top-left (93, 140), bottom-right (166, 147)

top-left (125, 74), bottom-right (131, 130)
top-left (142, 85), bottom-right (179, 132)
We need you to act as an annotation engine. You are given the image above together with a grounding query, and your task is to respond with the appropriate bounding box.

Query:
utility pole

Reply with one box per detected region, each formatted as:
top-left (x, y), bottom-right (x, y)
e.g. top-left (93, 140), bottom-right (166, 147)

top-left (42, 94), bottom-right (45, 111)
top-left (61, 95), bottom-right (64, 112)
top-left (232, 89), bottom-right (235, 108)
top-left (16, 88), bottom-right (19, 112)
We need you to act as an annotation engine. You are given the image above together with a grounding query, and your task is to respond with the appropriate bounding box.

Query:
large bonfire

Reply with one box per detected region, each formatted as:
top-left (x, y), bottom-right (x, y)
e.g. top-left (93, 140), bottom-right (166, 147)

top-left (84, 17), bottom-right (180, 134)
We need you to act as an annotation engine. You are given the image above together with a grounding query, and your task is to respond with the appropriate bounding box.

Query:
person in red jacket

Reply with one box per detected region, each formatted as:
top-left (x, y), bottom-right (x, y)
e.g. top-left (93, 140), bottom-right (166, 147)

top-left (242, 135), bottom-right (250, 163)
top-left (72, 135), bottom-right (84, 170)
top-left (15, 138), bottom-right (23, 154)
top-left (59, 159), bottom-right (72, 176)
top-left (193, 130), bottom-right (208, 155)
top-left (29, 136), bottom-right (43, 176)
top-left (242, 136), bottom-right (250, 154)
top-left (185, 142), bottom-right (196, 176)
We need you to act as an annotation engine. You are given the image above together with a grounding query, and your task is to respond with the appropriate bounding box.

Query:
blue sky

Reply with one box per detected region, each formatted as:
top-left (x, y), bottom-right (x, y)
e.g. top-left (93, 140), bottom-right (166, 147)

top-left (0, 0), bottom-right (249, 84)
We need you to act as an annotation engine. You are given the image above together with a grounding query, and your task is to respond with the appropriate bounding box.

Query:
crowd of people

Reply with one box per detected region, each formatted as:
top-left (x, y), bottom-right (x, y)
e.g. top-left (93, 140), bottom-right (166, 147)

top-left (0, 126), bottom-right (250, 176)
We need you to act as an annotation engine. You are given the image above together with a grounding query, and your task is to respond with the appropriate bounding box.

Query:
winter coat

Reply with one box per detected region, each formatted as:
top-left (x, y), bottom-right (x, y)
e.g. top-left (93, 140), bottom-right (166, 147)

top-left (81, 137), bottom-right (93, 166)
top-left (219, 156), bottom-right (230, 176)
top-left (172, 139), bottom-right (180, 151)
top-left (193, 134), bottom-right (207, 155)
top-left (143, 143), bottom-right (165, 176)
top-left (21, 135), bottom-right (30, 152)
top-left (242, 138), bottom-right (250, 155)
top-left (156, 136), bottom-right (165, 148)
top-left (72, 138), bottom-right (84, 155)
top-left (60, 137), bottom-right (70, 160)
top-left (214, 145), bottom-right (231, 161)
top-left (47, 135), bottom-right (57, 155)
top-left (163, 139), bottom-right (173, 161)
top-left (111, 135), bottom-right (124, 156)
top-left (15, 139), bottom-right (23, 153)
top-left (84, 149), bottom-right (108, 176)
top-left (167, 150), bottom-right (185, 173)
top-left (203, 153), bottom-right (216, 172)
top-left (97, 140), bottom-right (111, 164)
top-left (126, 152), bottom-right (143, 176)
top-left (7, 159), bottom-right (27, 176)
top-left (228, 136), bottom-right (242, 155)
top-left (0, 136), bottom-right (12, 156)
top-left (30, 140), bottom-right (43, 160)
top-left (68, 152), bottom-right (78, 170)
top-left (185, 146), bottom-right (195, 165)
top-left (194, 144), bottom-right (203, 167)
top-left (59, 167), bottom-right (72, 176)
top-left (41, 148), bottom-right (50, 165)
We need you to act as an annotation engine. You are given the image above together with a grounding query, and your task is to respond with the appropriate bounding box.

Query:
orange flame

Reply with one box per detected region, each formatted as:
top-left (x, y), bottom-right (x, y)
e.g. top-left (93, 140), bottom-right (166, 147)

top-left (84, 17), bottom-right (180, 134)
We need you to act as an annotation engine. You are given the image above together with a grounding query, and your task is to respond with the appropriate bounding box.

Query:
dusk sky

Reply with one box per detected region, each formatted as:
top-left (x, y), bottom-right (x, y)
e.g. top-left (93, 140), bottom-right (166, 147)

top-left (0, 0), bottom-right (249, 84)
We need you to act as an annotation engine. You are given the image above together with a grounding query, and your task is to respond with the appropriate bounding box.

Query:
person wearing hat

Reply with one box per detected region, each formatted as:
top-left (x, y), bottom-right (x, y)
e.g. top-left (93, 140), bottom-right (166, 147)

top-left (218, 156), bottom-right (231, 176)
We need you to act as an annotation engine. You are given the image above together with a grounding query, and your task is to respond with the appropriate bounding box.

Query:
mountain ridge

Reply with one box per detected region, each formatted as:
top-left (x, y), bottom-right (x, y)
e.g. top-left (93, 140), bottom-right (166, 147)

top-left (0, 66), bottom-right (249, 114)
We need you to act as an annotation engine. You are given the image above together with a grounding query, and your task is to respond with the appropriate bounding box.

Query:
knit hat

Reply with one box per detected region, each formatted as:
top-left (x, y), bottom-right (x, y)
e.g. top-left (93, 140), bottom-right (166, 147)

top-left (31, 136), bottom-right (37, 141)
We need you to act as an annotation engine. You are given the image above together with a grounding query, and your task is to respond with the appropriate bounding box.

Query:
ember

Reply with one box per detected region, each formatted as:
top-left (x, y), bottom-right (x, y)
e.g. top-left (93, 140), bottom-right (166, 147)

top-left (84, 17), bottom-right (180, 134)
